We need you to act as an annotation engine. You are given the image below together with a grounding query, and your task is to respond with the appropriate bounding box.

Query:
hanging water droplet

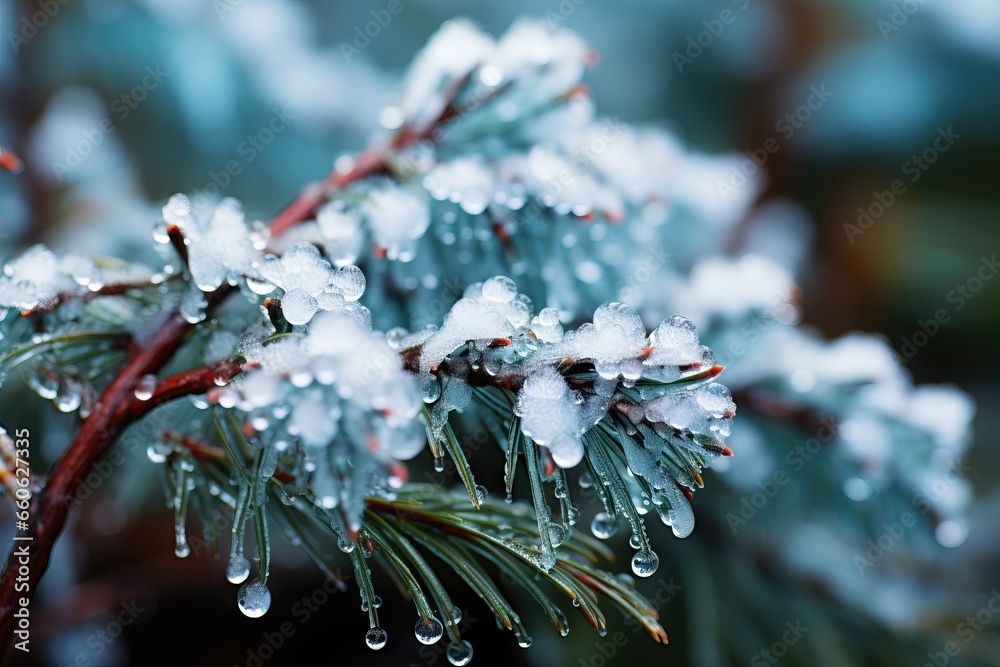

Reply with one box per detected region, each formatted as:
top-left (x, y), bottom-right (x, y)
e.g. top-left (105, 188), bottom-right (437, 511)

top-left (434, 455), bottom-right (445, 473)
top-left (237, 579), bottom-right (271, 618)
top-left (249, 409), bottom-right (270, 432)
top-left (152, 220), bottom-right (171, 244)
top-left (146, 441), bottom-right (171, 464)
top-left (578, 472), bottom-right (593, 489)
top-left (338, 536), bottom-right (356, 553)
top-left (373, 595), bottom-right (382, 609)
top-left (571, 598), bottom-right (580, 607)
top-left (590, 512), bottom-right (619, 539)
top-left (446, 640), bottom-right (473, 666)
top-left (248, 219), bottom-right (271, 250)
top-left (28, 372), bottom-right (58, 400)
top-left (567, 507), bottom-right (581, 526)
top-left (414, 617), bottom-right (445, 645)
top-left (226, 556), bottom-right (251, 584)
top-left (505, 491), bottom-right (513, 504)
top-left (365, 627), bottom-right (388, 650)
top-left (474, 484), bottom-right (488, 505)
top-left (134, 374), bottom-right (158, 401)
top-left (629, 533), bottom-right (642, 550)
top-left (54, 382), bottom-right (82, 413)
top-left (174, 523), bottom-right (190, 558)
top-left (451, 605), bottom-right (463, 624)
top-left (516, 634), bottom-right (532, 648)
top-left (548, 523), bottom-right (567, 546)
top-left (631, 550), bottom-right (659, 577)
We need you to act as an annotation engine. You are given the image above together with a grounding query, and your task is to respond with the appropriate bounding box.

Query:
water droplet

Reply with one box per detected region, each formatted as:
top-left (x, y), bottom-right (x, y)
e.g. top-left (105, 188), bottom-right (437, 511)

top-left (415, 617), bottom-right (445, 645)
top-left (146, 442), bottom-right (171, 464)
top-left (481, 275), bottom-right (517, 303)
top-left (446, 640), bottom-right (473, 666)
top-left (152, 220), bottom-right (170, 244)
top-left (567, 507), bottom-right (581, 526)
top-left (548, 523), bottom-right (567, 546)
top-left (474, 484), bottom-right (488, 505)
top-left (517, 634), bottom-right (532, 648)
top-left (54, 383), bottom-right (82, 413)
top-left (590, 512), bottom-right (619, 540)
top-left (29, 373), bottom-right (58, 400)
top-left (935, 519), bottom-right (968, 548)
top-left (434, 455), bottom-right (446, 473)
top-left (338, 536), bottom-right (356, 553)
top-left (281, 288), bottom-right (319, 326)
top-left (248, 219), bottom-right (270, 250)
top-left (365, 627), bottom-right (388, 650)
top-left (629, 533), bottom-right (642, 550)
top-left (134, 374), bottom-right (158, 401)
top-left (631, 550), bottom-right (659, 578)
top-left (237, 580), bottom-right (271, 618)
top-left (227, 557), bottom-right (251, 584)
top-left (174, 524), bottom-right (190, 558)
top-left (578, 472), bottom-right (593, 489)
top-left (451, 605), bottom-right (463, 624)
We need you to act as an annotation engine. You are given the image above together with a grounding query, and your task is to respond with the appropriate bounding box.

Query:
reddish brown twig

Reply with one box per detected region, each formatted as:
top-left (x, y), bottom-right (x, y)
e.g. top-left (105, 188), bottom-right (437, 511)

top-left (267, 72), bottom-right (485, 240)
top-left (0, 102), bottom-right (462, 652)
top-left (0, 314), bottom-right (191, 646)
top-left (19, 275), bottom-right (182, 317)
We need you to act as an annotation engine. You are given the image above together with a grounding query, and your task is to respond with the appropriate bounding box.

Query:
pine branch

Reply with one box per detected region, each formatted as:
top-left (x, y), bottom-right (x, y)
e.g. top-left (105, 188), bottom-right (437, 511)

top-left (0, 99), bottom-right (462, 651)
top-left (0, 313), bottom-right (191, 645)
